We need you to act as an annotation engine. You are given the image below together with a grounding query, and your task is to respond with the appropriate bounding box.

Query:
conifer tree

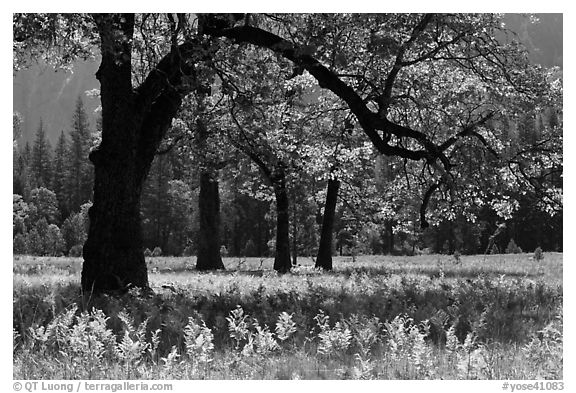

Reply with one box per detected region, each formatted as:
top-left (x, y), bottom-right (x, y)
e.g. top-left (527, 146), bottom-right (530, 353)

top-left (66, 96), bottom-right (94, 212)
top-left (30, 119), bottom-right (52, 190)
top-left (52, 130), bottom-right (70, 218)
top-left (14, 141), bottom-right (33, 199)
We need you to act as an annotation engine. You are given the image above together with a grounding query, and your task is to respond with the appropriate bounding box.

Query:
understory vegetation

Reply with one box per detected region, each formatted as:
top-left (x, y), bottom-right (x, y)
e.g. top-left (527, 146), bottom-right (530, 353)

top-left (13, 254), bottom-right (562, 380)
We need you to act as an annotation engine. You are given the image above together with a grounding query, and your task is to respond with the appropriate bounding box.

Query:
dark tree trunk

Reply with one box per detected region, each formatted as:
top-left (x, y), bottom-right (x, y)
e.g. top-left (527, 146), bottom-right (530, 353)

top-left (272, 168), bottom-right (291, 273)
top-left (316, 178), bottom-right (340, 270)
top-left (383, 220), bottom-right (394, 254)
top-left (82, 14), bottom-right (189, 293)
top-left (194, 83), bottom-right (224, 270)
top-left (291, 194), bottom-right (298, 266)
top-left (196, 170), bottom-right (225, 270)
top-left (82, 147), bottom-right (150, 292)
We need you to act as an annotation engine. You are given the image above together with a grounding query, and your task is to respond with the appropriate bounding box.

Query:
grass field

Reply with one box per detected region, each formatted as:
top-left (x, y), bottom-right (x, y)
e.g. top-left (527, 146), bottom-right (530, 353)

top-left (13, 253), bottom-right (563, 380)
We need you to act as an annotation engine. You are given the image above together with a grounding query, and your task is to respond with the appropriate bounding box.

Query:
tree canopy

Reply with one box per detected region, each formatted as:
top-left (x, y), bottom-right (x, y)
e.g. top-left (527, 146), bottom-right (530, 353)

top-left (13, 13), bottom-right (562, 291)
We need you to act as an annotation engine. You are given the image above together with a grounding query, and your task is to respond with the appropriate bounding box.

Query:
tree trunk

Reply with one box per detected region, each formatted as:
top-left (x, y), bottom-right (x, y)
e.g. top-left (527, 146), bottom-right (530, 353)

top-left (384, 220), bottom-right (394, 254)
top-left (196, 170), bottom-right (225, 270)
top-left (82, 145), bottom-right (149, 292)
top-left (316, 178), bottom-right (340, 270)
top-left (272, 168), bottom-right (291, 273)
top-left (291, 193), bottom-right (298, 266)
top-left (82, 14), bottom-right (187, 293)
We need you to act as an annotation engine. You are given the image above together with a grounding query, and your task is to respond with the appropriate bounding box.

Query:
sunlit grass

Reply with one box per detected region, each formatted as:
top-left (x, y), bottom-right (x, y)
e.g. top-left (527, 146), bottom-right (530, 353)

top-left (13, 253), bottom-right (563, 380)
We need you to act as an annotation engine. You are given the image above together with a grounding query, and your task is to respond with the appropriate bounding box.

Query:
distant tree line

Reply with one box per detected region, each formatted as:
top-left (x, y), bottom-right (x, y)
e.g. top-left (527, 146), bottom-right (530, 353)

top-left (13, 95), bottom-right (561, 258)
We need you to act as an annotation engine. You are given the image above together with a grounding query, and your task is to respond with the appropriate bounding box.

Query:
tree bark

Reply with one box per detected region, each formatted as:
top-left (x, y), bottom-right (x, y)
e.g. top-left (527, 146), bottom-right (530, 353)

top-left (82, 14), bottom-right (189, 293)
top-left (316, 178), bottom-right (340, 270)
top-left (272, 167), bottom-right (291, 273)
top-left (291, 193), bottom-right (298, 266)
top-left (196, 170), bottom-right (225, 270)
top-left (82, 147), bottom-right (149, 292)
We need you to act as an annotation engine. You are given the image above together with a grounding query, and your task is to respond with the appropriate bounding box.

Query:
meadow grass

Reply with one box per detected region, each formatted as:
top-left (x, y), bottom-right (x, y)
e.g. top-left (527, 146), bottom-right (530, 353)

top-left (13, 253), bottom-right (563, 380)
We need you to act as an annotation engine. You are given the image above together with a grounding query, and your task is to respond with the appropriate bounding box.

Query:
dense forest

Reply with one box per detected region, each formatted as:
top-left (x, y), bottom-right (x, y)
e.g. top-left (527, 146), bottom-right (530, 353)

top-left (12, 14), bottom-right (562, 281)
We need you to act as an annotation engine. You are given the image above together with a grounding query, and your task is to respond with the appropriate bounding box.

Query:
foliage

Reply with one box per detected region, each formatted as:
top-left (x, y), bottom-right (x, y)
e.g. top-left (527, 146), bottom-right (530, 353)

top-left (313, 310), bottom-right (352, 359)
top-left (523, 310), bottom-right (562, 379)
top-left (29, 187), bottom-right (60, 225)
top-left (184, 317), bottom-right (215, 365)
top-left (275, 312), bottom-right (297, 342)
top-left (13, 194), bottom-right (29, 235)
top-left (14, 254), bottom-right (562, 357)
top-left (29, 120), bottom-right (52, 190)
top-left (66, 96), bottom-right (94, 212)
top-left (68, 244), bottom-right (83, 258)
top-left (13, 234), bottom-right (27, 254)
top-left (12, 15), bottom-right (562, 271)
top-left (14, 294), bottom-right (562, 379)
top-left (13, 14), bottom-right (97, 71)
top-left (51, 131), bottom-right (69, 216)
top-left (534, 247), bottom-right (544, 261)
top-left (384, 314), bottom-right (433, 378)
top-left (505, 239), bottom-right (522, 254)
top-left (61, 212), bottom-right (87, 254)
top-left (220, 246), bottom-right (229, 257)
top-left (24, 218), bottom-right (65, 256)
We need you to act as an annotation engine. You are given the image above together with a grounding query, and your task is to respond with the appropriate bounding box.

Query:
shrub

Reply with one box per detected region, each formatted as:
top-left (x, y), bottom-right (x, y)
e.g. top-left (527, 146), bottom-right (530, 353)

top-left (220, 245), bottom-right (229, 257)
top-left (505, 239), bottom-right (522, 254)
top-left (184, 317), bottom-right (214, 364)
top-left (68, 244), bottom-right (83, 257)
top-left (152, 247), bottom-right (163, 257)
top-left (490, 244), bottom-right (500, 255)
top-left (182, 245), bottom-right (194, 257)
top-left (13, 233), bottom-right (27, 254)
top-left (25, 219), bottom-right (64, 256)
top-left (523, 310), bottom-right (562, 379)
top-left (275, 312), bottom-right (297, 342)
top-left (61, 213), bottom-right (87, 254)
top-left (453, 250), bottom-right (462, 264)
top-left (266, 239), bottom-right (276, 256)
top-left (13, 194), bottom-right (29, 235)
top-left (143, 248), bottom-right (152, 257)
top-left (26, 219), bottom-right (49, 255)
top-left (314, 310), bottom-right (352, 359)
top-left (534, 247), bottom-right (544, 261)
top-left (384, 314), bottom-right (433, 378)
top-left (45, 224), bottom-right (65, 256)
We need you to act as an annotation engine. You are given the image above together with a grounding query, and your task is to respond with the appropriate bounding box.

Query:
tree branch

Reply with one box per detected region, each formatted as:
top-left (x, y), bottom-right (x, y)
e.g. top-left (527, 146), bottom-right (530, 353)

top-left (380, 14), bottom-right (434, 114)
top-left (420, 182), bottom-right (440, 228)
top-left (438, 112), bottom-right (496, 155)
top-left (203, 23), bottom-right (453, 166)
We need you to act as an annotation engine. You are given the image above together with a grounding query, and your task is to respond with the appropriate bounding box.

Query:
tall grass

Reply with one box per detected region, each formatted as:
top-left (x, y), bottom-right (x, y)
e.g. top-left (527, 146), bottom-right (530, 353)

top-left (13, 254), bottom-right (562, 379)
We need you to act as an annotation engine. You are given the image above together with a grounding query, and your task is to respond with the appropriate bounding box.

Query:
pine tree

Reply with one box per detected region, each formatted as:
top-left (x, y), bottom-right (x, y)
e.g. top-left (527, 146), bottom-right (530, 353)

top-left (13, 148), bottom-right (30, 197)
top-left (52, 131), bottom-right (70, 218)
top-left (30, 119), bottom-right (53, 190)
top-left (13, 112), bottom-right (23, 194)
top-left (14, 141), bottom-right (33, 200)
top-left (66, 96), bottom-right (94, 212)
top-left (22, 141), bottom-right (32, 163)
